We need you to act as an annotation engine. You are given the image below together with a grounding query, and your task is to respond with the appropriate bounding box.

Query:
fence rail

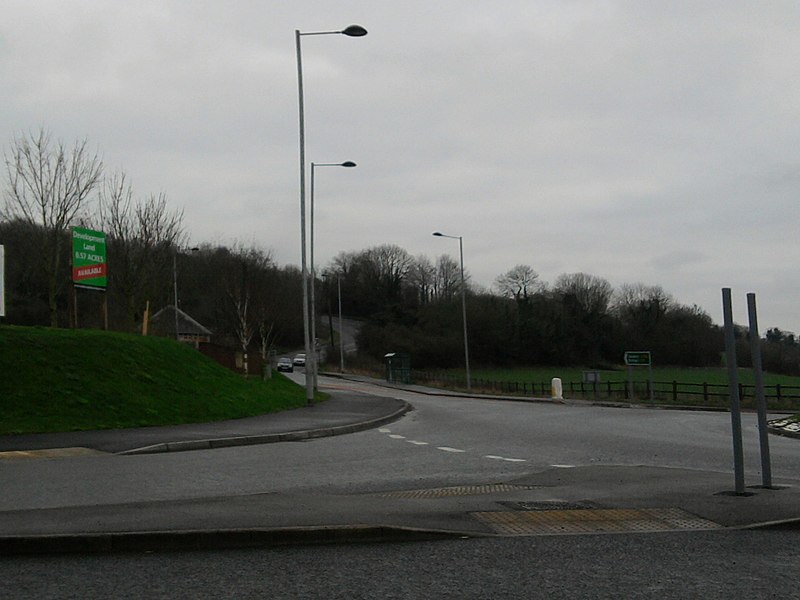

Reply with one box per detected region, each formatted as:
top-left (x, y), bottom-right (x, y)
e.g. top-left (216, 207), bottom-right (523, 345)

top-left (411, 370), bottom-right (800, 410)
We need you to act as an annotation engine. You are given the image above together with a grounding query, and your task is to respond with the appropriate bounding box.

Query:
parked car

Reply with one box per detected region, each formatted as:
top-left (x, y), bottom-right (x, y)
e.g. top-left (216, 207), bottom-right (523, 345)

top-left (277, 357), bottom-right (294, 373)
top-left (292, 353), bottom-right (306, 367)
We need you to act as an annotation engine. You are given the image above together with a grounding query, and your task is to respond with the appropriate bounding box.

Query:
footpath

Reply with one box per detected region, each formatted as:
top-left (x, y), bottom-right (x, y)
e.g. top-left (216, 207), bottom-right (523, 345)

top-left (1, 375), bottom-right (798, 555)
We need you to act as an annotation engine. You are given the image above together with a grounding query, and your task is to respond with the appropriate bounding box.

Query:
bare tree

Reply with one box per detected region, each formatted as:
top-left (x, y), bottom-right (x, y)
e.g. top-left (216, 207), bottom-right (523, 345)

top-left (495, 264), bottom-right (541, 302)
top-left (223, 244), bottom-right (274, 377)
top-left (3, 129), bottom-right (103, 326)
top-left (553, 272), bottom-right (613, 316)
top-left (407, 254), bottom-right (436, 304)
top-left (258, 320), bottom-right (277, 380)
top-left (99, 171), bottom-right (185, 328)
top-left (611, 283), bottom-right (674, 322)
top-left (434, 254), bottom-right (461, 301)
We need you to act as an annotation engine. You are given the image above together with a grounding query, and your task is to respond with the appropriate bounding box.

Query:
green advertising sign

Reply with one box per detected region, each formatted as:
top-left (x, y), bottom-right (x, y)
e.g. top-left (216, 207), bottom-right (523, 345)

top-left (72, 227), bottom-right (107, 289)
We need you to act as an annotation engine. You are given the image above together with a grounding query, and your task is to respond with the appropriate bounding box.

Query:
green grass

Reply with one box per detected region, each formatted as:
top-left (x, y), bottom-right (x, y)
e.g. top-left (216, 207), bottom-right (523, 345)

top-left (0, 325), bottom-right (320, 434)
top-left (413, 366), bottom-right (800, 410)
top-left (464, 366), bottom-right (800, 387)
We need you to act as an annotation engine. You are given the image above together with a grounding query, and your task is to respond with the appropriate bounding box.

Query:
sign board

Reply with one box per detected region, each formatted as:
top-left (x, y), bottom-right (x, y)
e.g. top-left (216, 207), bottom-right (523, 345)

top-left (0, 244), bottom-right (5, 317)
top-left (624, 351), bottom-right (651, 366)
top-left (72, 227), bottom-right (107, 289)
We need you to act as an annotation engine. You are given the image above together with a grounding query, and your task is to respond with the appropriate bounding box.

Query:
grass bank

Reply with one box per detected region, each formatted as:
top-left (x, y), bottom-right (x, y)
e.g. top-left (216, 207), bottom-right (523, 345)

top-left (0, 325), bottom-right (317, 434)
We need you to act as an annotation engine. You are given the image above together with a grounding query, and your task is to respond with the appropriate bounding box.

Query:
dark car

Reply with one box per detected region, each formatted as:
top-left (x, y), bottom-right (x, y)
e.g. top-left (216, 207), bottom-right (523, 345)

top-left (277, 357), bottom-right (294, 373)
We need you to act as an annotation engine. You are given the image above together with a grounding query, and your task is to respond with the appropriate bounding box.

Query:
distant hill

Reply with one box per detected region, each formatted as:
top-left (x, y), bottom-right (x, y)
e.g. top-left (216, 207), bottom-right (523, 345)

top-left (0, 326), bottom-right (311, 434)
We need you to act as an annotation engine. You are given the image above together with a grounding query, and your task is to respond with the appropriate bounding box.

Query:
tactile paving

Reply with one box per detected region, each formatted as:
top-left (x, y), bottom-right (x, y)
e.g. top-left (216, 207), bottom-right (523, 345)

top-left (471, 507), bottom-right (721, 535)
top-left (374, 484), bottom-right (539, 499)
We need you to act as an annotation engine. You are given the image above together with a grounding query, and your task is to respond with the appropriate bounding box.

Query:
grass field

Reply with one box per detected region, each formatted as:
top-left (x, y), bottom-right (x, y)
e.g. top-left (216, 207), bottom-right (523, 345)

top-left (465, 366), bottom-right (800, 387)
top-left (412, 365), bottom-right (800, 410)
top-left (0, 325), bottom-right (319, 435)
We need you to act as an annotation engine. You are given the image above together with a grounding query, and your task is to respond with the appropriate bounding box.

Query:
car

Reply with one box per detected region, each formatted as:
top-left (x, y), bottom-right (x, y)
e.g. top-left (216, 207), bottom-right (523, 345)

top-left (276, 357), bottom-right (293, 373)
top-left (292, 353), bottom-right (306, 367)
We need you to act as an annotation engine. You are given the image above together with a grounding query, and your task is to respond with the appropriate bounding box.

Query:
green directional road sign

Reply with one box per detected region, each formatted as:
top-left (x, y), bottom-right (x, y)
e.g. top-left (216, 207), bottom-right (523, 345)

top-left (72, 227), bottom-right (107, 289)
top-left (624, 351), bottom-right (651, 366)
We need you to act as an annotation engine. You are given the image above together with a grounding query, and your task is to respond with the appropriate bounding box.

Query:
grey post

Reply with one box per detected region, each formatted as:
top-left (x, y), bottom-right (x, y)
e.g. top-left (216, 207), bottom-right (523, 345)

top-left (295, 25), bottom-right (366, 404)
top-left (722, 288), bottom-right (746, 494)
top-left (309, 161), bottom-right (356, 391)
top-left (747, 292), bottom-right (772, 488)
top-left (338, 274), bottom-right (345, 373)
top-left (432, 231), bottom-right (471, 391)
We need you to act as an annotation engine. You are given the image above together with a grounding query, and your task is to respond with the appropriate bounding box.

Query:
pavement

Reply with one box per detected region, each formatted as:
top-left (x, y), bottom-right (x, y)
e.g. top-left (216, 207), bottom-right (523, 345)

top-left (1, 374), bottom-right (799, 555)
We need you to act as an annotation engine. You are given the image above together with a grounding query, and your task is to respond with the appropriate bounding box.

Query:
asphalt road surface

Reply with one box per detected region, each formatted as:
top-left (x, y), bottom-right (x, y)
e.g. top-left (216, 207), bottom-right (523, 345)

top-left (3, 530), bottom-right (798, 599)
top-left (3, 375), bottom-right (799, 599)
top-left (3, 375), bottom-right (799, 511)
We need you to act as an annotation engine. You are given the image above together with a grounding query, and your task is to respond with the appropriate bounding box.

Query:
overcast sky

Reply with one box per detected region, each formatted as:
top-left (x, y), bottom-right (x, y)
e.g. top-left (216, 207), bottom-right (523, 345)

top-left (2, 1), bottom-right (799, 334)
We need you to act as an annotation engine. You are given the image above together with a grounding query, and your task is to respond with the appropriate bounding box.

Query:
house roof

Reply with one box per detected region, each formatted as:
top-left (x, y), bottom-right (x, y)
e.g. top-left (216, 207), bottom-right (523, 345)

top-left (151, 305), bottom-right (212, 336)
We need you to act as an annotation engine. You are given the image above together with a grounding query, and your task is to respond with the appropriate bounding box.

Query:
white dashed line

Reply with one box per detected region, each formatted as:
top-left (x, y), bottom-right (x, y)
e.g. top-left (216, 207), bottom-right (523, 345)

top-left (551, 464), bottom-right (576, 468)
top-left (380, 431), bottom-right (524, 462)
top-left (485, 455), bottom-right (527, 462)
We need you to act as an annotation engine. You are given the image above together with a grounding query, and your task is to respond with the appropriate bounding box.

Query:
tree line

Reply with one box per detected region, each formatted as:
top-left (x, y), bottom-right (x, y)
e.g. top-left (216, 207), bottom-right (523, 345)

top-left (321, 246), bottom-right (800, 376)
top-left (1, 129), bottom-right (305, 365)
top-left (3, 130), bottom-right (798, 375)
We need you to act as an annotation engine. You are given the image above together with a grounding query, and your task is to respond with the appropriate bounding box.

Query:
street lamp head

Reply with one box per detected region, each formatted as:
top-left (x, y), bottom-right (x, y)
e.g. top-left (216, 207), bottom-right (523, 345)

top-left (341, 161), bottom-right (357, 167)
top-left (342, 25), bottom-right (368, 37)
top-left (432, 231), bottom-right (443, 237)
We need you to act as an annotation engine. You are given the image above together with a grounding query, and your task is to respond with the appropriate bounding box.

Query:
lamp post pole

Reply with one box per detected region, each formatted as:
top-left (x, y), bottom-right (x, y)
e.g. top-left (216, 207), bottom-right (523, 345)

top-left (173, 251), bottom-right (179, 341)
top-left (295, 25), bottom-right (366, 405)
top-left (338, 273), bottom-right (345, 373)
top-left (433, 231), bottom-right (471, 391)
top-left (309, 161), bottom-right (356, 391)
top-left (172, 245), bottom-right (199, 341)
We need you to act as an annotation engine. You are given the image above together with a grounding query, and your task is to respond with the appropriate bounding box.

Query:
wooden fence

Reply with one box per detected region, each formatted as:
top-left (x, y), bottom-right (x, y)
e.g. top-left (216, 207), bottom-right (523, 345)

top-left (411, 370), bottom-right (800, 410)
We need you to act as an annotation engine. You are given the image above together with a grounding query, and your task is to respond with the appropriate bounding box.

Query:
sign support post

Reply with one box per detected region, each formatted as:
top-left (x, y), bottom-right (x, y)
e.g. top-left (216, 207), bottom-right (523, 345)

top-left (71, 227), bottom-right (108, 329)
top-left (624, 351), bottom-right (653, 401)
top-left (722, 288), bottom-right (746, 495)
top-left (747, 292), bottom-right (772, 488)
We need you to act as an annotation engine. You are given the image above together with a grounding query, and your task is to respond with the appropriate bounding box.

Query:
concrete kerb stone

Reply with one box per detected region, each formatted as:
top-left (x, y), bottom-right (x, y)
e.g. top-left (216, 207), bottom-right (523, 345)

top-left (117, 400), bottom-right (412, 456)
top-left (0, 526), bottom-right (467, 556)
top-left (768, 417), bottom-right (800, 440)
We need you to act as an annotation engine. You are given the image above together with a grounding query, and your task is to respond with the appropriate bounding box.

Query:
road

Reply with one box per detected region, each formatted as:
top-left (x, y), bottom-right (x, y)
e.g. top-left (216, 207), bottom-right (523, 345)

top-left (2, 375), bottom-right (799, 511)
top-left (3, 530), bottom-right (799, 599)
top-left (2, 375), bottom-right (799, 599)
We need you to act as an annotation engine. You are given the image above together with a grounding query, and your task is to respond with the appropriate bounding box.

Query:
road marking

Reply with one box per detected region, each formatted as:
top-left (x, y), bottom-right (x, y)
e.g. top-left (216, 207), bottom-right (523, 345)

top-left (485, 455), bottom-right (527, 462)
top-left (380, 430), bottom-right (525, 462)
top-left (551, 464), bottom-right (576, 468)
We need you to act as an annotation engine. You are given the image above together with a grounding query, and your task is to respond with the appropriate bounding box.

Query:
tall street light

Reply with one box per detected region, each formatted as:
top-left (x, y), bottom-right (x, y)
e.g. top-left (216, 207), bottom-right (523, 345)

top-left (433, 231), bottom-right (471, 391)
top-left (322, 271), bottom-right (346, 374)
top-left (172, 245), bottom-right (199, 341)
top-left (296, 24), bottom-right (366, 405)
top-left (309, 161), bottom-right (356, 391)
